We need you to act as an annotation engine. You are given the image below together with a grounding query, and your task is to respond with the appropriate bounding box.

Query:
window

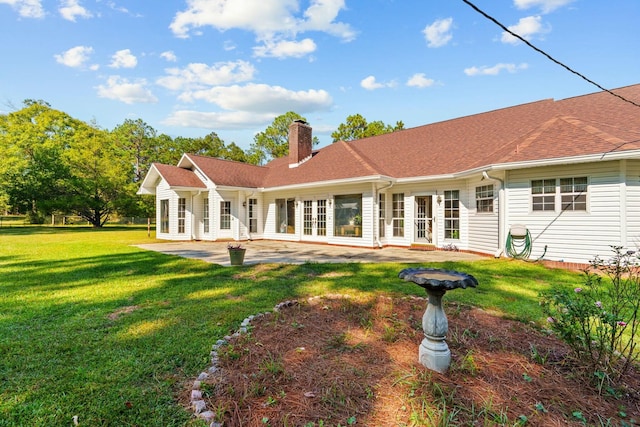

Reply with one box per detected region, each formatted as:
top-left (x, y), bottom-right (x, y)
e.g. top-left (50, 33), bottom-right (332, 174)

top-left (248, 198), bottom-right (257, 233)
top-left (220, 201), bottom-right (231, 230)
top-left (532, 179), bottom-right (556, 211)
top-left (475, 184), bottom-right (494, 213)
top-left (334, 194), bottom-right (362, 237)
top-left (203, 198), bottom-right (209, 233)
top-left (392, 193), bottom-right (404, 237)
top-left (276, 198), bottom-right (295, 233)
top-left (444, 190), bottom-right (459, 239)
top-left (531, 177), bottom-right (588, 212)
top-left (379, 193), bottom-right (386, 238)
top-left (160, 199), bottom-right (169, 233)
top-left (560, 177), bottom-right (587, 211)
top-left (178, 198), bottom-right (186, 234)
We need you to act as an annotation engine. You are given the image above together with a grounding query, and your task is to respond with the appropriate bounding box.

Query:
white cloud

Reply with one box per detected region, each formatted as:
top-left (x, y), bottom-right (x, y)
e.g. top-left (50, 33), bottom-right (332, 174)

top-left (96, 76), bottom-right (158, 104)
top-left (59, 0), bottom-right (92, 21)
top-left (0, 0), bottom-right (44, 18)
top-left (179, 83), bottom-right (333, 114)
top-left (423, 17), bottom-right (453, 48)
top-left (160, 51), bottom-right (177, 62)
top-left (163, 110), bottom-right (275, 130)
top-left (253, 38), bottom-right (317, 58)
top-left (464, 63), bottom-right (529, 76)
top-left (360, 75), bottom-right (396, 91)
top-left (156, 60), bottom-right (256, 91)
top-left (54, 45), bottom-right (95, 68)
top-left (169, 0), bottom-right (355, 43)
top-left (501, 15), bottom-right (549, 44)
top-left (109, 49), bottom-right (137, 68)
top-left (406, 73), bottom-right (435, 88)
top-left (514, 0), bottom-right (574, 13)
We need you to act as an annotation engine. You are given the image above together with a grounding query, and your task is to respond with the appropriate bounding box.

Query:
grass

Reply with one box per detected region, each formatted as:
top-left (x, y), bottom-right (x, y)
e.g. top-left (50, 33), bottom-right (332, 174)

top-left (0, 226), bottom-right (584, 426)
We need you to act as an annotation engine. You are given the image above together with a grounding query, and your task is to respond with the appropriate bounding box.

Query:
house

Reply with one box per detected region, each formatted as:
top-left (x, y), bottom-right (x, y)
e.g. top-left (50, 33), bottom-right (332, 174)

top-left (138, 84), bottom-right (640, 265)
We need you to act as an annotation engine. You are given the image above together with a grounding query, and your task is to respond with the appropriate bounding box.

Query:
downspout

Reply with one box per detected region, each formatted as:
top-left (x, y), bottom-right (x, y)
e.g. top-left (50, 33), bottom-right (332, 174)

top-left (375, 181), bottom-right (394, 248)
top-left (482, 171), bottom-right (505, 258)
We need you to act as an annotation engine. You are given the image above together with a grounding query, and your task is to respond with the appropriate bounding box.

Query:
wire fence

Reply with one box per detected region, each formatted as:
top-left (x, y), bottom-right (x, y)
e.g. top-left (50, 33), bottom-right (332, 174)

top-left (0, 215), bottom-right (154, 228)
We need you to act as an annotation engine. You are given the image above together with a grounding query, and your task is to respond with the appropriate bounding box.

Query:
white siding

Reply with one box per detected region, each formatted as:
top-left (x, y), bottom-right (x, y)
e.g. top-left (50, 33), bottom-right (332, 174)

top-left (506, 161), bottom-right (627, 264)
top-left (625, 160), bottom-right (640, 249)
top-left (467, 178), bottom-right (500, 256)
top-left (154, 179), bottom-right (192, 240)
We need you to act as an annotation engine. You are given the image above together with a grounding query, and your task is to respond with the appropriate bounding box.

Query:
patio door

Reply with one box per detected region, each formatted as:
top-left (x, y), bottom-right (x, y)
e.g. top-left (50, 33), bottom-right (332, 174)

top-left (218, 199), bottom-right (235, 239)
top-left (302, 199), bottom-right (327, 240)
top-left (414, 196), bottom-right (433, 243)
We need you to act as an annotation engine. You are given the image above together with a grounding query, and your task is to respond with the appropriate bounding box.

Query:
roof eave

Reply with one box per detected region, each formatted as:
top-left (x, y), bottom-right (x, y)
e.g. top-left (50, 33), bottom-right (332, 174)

top-left (262, 175), bottom-right (395, 192)
top-left (492, 150), bottom-right (640, 171)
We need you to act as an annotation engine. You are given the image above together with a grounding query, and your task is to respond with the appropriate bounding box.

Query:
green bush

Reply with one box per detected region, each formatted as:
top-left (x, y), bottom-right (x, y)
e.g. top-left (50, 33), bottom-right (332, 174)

top-left (540, 246), bottom-right (640, 382)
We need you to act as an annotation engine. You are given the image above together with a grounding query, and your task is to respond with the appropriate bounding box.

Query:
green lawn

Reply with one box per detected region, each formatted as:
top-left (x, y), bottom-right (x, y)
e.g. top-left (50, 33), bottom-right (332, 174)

top-left (0, 227), bottom-right (582, 426)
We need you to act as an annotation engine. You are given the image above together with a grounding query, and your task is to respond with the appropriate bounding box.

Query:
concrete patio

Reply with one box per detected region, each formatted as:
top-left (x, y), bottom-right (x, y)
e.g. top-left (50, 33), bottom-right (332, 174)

top-left (135, 240), bottom-right (486, 266)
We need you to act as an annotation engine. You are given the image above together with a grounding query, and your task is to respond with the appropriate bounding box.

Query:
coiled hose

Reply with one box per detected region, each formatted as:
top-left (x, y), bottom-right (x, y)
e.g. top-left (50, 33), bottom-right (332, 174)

top-left (505, 228), bottom-right (533, 259)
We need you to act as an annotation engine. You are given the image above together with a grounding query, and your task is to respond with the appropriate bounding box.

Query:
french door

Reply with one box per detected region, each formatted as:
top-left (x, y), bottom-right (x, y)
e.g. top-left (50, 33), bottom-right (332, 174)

top-left (302, 199), bottom-right (327, 239)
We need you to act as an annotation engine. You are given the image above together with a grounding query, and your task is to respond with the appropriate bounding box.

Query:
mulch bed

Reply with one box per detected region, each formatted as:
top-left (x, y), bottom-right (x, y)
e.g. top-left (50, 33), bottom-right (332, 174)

top-left (190, 294), bottom-right (640, 426)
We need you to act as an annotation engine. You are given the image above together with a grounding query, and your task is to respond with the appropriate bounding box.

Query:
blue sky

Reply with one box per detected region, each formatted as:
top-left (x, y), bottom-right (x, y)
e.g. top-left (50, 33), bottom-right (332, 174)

top-left (1, 0), bottom-right (638, 150)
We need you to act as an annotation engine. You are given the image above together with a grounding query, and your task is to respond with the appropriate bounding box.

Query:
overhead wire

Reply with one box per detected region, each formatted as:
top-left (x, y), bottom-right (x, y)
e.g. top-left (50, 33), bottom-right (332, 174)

top-left (461, 0), bottom-right (640, 109)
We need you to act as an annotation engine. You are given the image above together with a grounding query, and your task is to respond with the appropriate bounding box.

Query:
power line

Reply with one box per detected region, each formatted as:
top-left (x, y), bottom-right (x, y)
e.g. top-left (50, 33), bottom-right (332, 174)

top-left (461, 0), bottom-right (640, 109)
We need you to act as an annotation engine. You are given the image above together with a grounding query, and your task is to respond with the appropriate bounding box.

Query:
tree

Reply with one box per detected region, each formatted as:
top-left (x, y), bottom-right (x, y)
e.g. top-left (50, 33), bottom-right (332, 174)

top-left (65, 123), bottom-right (134, 227)
top-left (247, 112), bottom-right (319, 165)
top-left (331, 114), bottom-right (405, 142)
top-left (0, 100), bottom-right (75, 222)
top-left (112, 118), bottom-right (157, 182)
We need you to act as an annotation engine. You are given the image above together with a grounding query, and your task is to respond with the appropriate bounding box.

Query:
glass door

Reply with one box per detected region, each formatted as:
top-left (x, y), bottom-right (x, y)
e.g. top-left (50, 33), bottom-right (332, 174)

top-left (303, 199), bottom-right (327, 239)
top-left (414, 196), bottom-right (433, 242)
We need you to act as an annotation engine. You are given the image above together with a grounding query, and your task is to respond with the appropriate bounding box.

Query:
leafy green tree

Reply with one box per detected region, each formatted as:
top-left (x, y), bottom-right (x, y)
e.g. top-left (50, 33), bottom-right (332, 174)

top-left (65, 123), bottom-right (134, 227)
top-left (247, 112), bottom-right (319, 165)
top-left (112, 118), bottom-right (157, 182)
top-left (0, 100), bottom-right (75, 222)
top-left (331, 114), bottom-right (405, 142)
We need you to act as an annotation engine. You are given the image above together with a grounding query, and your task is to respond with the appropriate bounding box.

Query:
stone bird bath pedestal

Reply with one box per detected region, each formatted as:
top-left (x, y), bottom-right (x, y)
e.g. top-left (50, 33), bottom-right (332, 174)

top-left (399, 267), bottom-right (478, 373)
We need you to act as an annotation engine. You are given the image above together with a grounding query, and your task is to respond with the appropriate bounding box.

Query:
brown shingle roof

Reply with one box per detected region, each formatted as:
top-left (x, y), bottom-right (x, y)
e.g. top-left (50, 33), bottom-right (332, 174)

top-left (185, 154), bottom-right (269, 188)
top-left (154, 163), bottom-right (206, 188)
top-left (155, 84), bottom-right (640, 190)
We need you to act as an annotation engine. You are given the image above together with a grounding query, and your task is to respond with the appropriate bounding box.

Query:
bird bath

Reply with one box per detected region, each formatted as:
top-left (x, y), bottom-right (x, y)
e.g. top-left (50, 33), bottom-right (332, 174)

top-left (399, 267), bottom-right (478, 373)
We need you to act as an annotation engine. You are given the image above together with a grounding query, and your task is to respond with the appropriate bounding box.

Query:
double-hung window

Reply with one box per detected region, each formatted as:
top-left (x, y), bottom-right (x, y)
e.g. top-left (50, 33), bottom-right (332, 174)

top-left (203, 198), bottom-right (209, 233)
top-left (444, 190), bottom-right (460, 239)
top-left (532, 177), bottom-right (587, 212)
top-left (392, 193), bottom-right (404, 237)
top-left (531, 179), bottom-right (556, 211)
top-left (475, 185), bottom-right (494, 213)
top-left (177, 198), bottom-right (186, 234)
top-left (560, 177), bottom-right (587, 211)
top-left (220, 201), bottom-right (231, 230)
top-left (379, 193), bottom-right (386, 238)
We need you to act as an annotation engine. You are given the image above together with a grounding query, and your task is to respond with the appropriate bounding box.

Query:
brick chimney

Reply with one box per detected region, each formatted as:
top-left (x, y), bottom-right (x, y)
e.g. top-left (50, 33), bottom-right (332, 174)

top-left (289, 120), bottom-right (312, 167)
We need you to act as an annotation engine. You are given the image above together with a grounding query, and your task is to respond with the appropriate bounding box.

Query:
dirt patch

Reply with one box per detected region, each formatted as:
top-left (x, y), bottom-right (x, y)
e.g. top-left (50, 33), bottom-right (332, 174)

top-left (107, 305), bottom-right (140, 320)
top-left (193, 295), bottom-right (640, 426)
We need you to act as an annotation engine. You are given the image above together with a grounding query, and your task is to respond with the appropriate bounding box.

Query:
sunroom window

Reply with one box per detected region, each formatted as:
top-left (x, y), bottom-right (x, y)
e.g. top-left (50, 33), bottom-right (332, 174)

top-left (334, 194), bottom-right (362, 237)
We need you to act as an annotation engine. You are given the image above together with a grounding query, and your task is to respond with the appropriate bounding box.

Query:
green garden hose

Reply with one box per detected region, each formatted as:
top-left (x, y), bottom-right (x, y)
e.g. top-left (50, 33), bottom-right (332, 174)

top-left (505, 226), bottom-right (548, 261)
top-left (505, 228), bottom-right (533, 259)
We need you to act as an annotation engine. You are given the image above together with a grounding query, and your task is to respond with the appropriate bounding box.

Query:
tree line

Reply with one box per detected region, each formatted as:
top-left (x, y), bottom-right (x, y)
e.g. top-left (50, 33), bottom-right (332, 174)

top-left (0, 101), bottom-right (403, 226)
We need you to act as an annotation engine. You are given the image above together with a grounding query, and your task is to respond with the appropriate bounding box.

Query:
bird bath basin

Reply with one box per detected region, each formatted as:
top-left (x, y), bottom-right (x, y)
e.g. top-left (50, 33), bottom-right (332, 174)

top-left (399, 267), bottom-right (478, 373)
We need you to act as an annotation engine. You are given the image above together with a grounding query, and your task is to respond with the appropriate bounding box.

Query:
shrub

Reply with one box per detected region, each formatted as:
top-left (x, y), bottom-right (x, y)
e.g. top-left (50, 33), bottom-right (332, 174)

top-left (540, 246), bottom-right (640, 382)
